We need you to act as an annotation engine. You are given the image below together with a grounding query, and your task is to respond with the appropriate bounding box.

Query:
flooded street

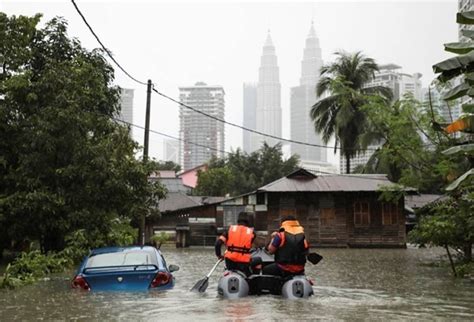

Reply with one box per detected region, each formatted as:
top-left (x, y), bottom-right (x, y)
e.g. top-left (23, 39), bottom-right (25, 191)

top-left (0, 247), bottom-right (473, 320)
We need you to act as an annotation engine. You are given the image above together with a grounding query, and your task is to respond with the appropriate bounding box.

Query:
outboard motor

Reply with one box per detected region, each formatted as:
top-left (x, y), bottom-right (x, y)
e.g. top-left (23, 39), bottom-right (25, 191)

top-left (281, 275), bottom-right (313, 299)
top-left (217, 271), bottom-right (249, 299)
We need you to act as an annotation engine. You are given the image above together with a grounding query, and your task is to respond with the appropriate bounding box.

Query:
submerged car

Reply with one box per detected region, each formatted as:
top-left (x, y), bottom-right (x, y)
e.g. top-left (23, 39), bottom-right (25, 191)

top-left (71, 246), bottom-right (179, 291)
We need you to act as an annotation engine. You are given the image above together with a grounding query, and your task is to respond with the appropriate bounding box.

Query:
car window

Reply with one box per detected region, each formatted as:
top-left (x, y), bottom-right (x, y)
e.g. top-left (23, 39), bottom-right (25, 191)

top-left (86, 251), bottom-right (155, 268)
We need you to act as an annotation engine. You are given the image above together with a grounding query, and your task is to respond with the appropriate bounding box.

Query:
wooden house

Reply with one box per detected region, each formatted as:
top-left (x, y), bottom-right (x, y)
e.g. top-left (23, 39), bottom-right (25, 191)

top-left (220, 169), bottom-right (410, 248)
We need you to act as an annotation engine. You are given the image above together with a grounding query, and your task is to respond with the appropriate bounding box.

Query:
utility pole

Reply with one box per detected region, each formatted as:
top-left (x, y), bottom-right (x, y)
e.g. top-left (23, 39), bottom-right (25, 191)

top-left (140, 79), bottom-right (152, 246)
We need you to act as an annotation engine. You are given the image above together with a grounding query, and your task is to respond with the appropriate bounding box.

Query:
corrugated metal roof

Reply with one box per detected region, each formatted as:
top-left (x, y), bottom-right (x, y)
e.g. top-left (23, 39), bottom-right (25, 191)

top-left (159, 193), bottom-right (227, 213)
top-left (159, 193), bottom-right (201, 213)
top-left (258, 170), bottom-right (405, 192)
top-left (405, 194), bottom-right (444, 209)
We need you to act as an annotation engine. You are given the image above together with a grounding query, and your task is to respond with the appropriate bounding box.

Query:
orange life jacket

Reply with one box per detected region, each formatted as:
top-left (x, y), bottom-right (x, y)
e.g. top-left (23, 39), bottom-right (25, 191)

top-left (275, 220), bottom-right (307, 266)
top-left (225, 225), bottom-right (254, 263)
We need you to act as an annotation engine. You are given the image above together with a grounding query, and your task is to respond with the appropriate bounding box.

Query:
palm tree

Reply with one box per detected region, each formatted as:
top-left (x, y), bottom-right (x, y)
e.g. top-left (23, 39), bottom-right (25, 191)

top-left (311, 51), bottom-right (392, 173)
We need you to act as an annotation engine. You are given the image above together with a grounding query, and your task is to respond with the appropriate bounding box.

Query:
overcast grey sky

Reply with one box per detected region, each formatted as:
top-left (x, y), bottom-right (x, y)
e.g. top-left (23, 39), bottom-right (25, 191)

top-left (1, 0), bottom-right (458, 166)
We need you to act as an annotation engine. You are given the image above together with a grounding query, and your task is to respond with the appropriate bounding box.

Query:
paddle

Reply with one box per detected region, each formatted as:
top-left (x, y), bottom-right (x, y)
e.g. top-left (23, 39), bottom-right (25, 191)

top-left (307, 252), bottom-right (323, 265)
top-left (190, 258), bottom-right (223, 292)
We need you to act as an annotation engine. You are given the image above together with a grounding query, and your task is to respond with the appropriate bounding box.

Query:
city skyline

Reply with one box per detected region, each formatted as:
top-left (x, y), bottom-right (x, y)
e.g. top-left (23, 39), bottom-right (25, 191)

top-left (1, 1), bottom-right (459, 169)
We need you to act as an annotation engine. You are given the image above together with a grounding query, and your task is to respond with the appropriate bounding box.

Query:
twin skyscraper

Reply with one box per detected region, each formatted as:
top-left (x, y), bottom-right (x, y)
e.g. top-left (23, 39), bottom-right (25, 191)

top-left (243, 22), bottom-right (332, 172)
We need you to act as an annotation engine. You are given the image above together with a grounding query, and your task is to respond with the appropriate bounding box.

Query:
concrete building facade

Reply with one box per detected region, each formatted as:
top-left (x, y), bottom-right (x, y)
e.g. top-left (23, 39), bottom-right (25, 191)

top-left (290, 22), bottom-right (329, 169)
top-left (163, 139), bottom-right (180, 164)
top-left (178, 82), bottom-right (225, 170)
top-left (365, 64), bottom-right (423, 101)
top-left (117, 88), bottom-right (134, 126)
top-left (243, 83), bottom-right (257, 153)
top-left (253, 31), bottom-right (282, 150)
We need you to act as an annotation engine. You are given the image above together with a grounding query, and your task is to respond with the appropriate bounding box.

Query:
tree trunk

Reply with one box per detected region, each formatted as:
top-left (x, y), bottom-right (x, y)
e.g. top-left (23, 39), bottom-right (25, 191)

top-left (445, 244), bottom-right (457, 277)
top-left (463, 243), bottom-right (472, 262)
top-left (345, 155), bottom-right (351, 174)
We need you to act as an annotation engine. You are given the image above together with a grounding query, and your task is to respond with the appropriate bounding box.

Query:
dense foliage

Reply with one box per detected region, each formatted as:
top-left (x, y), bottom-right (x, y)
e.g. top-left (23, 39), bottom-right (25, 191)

top-left (0, 13), bottom-right (166, 254)
top-left (155, 160), bottom-right (181, 173)
top-left (357, 95), bottom-right (461, 193)
top-left (1, 220), bottom-right (137, 289)
top-left (194, 143), bottom-right (299, 196)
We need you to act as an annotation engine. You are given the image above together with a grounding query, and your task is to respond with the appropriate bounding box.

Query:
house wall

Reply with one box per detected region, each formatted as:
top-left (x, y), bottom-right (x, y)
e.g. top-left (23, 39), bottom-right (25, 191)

top-left (151, 191), bottom-right (406, 248)
top-left (263, 192), bottom-right (406, 248)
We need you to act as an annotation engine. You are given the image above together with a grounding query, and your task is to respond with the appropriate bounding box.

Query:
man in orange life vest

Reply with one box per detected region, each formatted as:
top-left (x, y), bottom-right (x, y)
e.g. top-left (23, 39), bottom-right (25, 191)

top-left (215, 212), bottom-right (256, 276)
top-left (263, 215), bottom-right (309, 277)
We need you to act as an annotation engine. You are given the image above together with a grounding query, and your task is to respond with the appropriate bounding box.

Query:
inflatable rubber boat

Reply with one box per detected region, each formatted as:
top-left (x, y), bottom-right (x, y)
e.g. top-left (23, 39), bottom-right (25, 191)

top-left (217, 248), bottom-right (318, 299)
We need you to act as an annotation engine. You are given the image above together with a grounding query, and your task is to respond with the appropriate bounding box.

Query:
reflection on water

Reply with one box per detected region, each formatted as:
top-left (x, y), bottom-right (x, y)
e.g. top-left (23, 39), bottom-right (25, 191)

top-left (0, 247), bottom-right (473, 320)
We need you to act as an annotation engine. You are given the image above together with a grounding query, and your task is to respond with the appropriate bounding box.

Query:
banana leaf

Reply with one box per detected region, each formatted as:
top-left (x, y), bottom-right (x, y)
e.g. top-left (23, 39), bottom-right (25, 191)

top-left (433, 50), bottom-right (474, 82)
top-left (461, 29), bottom-right (474, 39)
top-left (446, 169), bottom-right (474, 191)
top-left (444, 42), bottom-right (474, 54)
top-left (442, 82), bottom-right (470, 101)
top-left (442, 143), bottom-right (474, 155)
top-left (465, 72), bottom-right (474, 85)
top-left (462, 103), bottom-right (474, 113)
top-left (457, 11), bottom-right (474, 24)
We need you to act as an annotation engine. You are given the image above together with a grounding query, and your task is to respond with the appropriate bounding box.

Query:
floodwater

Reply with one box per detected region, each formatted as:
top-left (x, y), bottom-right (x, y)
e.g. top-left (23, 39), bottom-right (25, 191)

top-left (0, 247), bottom-right (473, 320)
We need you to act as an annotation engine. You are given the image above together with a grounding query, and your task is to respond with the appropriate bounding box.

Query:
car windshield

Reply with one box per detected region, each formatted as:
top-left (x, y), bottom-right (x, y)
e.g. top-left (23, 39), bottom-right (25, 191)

top-left (86, 251), bottom-right (158, 268)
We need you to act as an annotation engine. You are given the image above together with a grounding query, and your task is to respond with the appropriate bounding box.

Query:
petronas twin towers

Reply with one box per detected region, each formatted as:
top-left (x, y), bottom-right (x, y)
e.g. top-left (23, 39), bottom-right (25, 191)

top-left (243, 22), bottom-right (329, 169)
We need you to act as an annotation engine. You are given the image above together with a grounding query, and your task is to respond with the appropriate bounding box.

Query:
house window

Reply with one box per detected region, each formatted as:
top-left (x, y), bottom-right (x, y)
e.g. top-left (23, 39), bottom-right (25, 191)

top-left (382, 203), bottom-right (398, 225)
top-left (256, 193), bottom-right (265, 205)
top-left (320, 208), bottom-right (335, 226)
top-left (354, 201), bottom-right (370, 226)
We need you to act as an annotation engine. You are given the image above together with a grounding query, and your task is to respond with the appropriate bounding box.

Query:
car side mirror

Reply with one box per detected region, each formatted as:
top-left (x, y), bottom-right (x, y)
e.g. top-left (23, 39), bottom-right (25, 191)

top-left (169, 264), bottom-right (180, 272)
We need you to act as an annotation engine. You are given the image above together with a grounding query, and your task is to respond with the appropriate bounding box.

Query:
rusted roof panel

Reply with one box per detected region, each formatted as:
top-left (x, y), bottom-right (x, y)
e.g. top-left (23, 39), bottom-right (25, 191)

top-left (159, 193), bottom-right (228, 213)
top-left (257, 174), bottom-right (404, 192)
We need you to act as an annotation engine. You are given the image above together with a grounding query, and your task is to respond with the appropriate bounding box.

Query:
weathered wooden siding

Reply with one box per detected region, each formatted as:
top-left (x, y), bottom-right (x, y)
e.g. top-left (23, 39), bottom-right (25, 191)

top-left (263, 192), bottom-right (405, 248)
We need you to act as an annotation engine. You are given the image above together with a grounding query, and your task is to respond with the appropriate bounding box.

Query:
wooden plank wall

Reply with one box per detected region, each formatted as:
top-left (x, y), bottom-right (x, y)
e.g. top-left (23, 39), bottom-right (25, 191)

top-left (265, 192), bottom-right (406, 248)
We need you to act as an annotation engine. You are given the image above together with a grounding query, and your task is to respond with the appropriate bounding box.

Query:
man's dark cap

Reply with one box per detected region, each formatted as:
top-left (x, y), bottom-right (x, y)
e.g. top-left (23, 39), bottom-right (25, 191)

top-left (237, 212), bottom-right (250, 225)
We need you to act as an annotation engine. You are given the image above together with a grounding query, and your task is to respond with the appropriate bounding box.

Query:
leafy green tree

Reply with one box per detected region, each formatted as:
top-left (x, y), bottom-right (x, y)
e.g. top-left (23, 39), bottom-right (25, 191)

top-left (311, 51), bottom-right (392, 174)
top-left (195, 143), bottom-right (299, 196)
top-left (358, 95), bottom-right (459, 193)
top-left (194, 167), bottom-right (234, 196)
top-left (156, 160), bottom-right (181, 173)
top-left (0, 13), bottom-right (166, 252)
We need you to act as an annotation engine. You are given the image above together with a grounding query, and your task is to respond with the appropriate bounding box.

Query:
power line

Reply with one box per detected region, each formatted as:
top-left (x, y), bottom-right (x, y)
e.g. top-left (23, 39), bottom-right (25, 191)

top-left (113, 118), bottom-right (230, 155)
top-left (71, 0), bottom-right (431, 156)
top-left (153, 88), bottom-right (379, 152)
top-left (70, 0), bottom-right (148, 86)
top-left (117, 117), bottom-right (394, 181)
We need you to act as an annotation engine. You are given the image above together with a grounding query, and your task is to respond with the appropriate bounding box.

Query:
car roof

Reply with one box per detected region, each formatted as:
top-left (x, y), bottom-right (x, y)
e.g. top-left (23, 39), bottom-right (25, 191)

top-left (90, 246), bottom-right (160, 256)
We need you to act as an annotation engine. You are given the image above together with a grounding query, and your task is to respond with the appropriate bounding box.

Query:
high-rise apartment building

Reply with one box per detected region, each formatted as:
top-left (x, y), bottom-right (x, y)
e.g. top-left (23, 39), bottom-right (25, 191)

top-left (365, 64), bottom-right (423, 101)
top-left (178, 82), bottom-right (225, 170)
top-left (243, 83), bottom-right (257, 153)
top-left (290, 22), bottom-right (328, 168)
top-left (422, 87), bottom-right (461, 123)
top-left (253, 31), bottom-right (282, 150)
top-left (163, 139), bottom-right (180, 165)
top-left (117, 88), bottom-right (134, 126)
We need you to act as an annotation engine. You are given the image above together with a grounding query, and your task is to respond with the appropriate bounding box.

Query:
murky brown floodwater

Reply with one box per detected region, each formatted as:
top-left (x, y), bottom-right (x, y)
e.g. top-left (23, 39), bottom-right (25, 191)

top-left (0, 247), bottom-right (473, 320)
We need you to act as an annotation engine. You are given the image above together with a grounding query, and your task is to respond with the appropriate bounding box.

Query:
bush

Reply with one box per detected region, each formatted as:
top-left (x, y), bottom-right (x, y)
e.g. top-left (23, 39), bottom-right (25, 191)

top-left (0, 251), bottom-right (69, 289)
top-left (0, 219), bottom-right (138, 289)
top-left (150, 232), bottom-right (170, 248)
